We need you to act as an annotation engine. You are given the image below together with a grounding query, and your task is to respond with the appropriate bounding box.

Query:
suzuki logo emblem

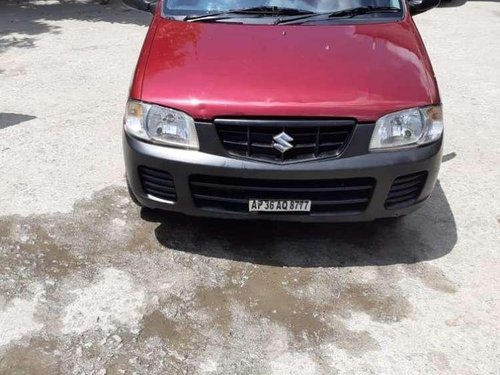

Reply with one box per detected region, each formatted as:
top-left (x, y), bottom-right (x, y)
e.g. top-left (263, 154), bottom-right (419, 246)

top-left (273, 132), bottom-right (294, 153)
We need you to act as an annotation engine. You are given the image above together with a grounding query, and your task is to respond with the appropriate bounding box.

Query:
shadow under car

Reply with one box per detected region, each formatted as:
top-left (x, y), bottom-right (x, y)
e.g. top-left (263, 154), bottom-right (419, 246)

top-left (141, 181), bottom-right (456, 268)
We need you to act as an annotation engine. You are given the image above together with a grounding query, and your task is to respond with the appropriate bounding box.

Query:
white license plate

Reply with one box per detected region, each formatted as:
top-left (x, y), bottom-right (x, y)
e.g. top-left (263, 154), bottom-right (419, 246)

top-left (249, 199), bottom-right (312, 212)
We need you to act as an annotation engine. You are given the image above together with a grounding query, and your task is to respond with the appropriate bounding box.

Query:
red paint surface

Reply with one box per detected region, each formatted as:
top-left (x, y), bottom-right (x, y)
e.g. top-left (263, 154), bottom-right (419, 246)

top-left (131, 10), bottom-right (439, 122)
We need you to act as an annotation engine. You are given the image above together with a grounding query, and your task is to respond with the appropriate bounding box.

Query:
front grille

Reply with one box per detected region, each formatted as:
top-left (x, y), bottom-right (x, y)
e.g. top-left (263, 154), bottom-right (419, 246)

top-left (215, 119), bottom-right (355, 163)
top-left (190, 175), bottom-right (375, 215)
top-left (139, 166), bottom-right (177, 202)
top-left (385, 172), bottom-right (427, 209)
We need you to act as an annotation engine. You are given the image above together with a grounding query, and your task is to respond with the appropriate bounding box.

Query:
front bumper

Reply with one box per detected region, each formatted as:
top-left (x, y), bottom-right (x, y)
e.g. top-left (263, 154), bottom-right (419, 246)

top-left (123, 124), bottom-right (442, 222)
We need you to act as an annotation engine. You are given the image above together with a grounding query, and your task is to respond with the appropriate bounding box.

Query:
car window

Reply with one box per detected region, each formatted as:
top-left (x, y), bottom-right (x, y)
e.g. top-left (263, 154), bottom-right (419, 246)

top-left (165, 0), bottom-right (402, 16)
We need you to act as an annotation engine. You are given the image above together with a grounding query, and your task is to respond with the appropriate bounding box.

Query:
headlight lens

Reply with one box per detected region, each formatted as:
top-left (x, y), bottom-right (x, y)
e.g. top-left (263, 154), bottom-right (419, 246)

top-left (124, 100), bottom-right (199, 150)
top-left (369, 105), bottom-right (443, 151)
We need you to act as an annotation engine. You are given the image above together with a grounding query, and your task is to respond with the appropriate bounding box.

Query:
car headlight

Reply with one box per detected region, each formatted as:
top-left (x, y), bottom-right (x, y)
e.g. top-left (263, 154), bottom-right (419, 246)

top-left (369, 105), bottom-right (443, 151)
top-left (123, 100), bottom-right (199, 150)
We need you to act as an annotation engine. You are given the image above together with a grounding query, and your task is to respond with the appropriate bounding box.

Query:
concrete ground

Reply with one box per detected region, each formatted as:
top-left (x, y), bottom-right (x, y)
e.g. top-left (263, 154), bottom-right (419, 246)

top-left (0, 0), bottom-right (499, 374)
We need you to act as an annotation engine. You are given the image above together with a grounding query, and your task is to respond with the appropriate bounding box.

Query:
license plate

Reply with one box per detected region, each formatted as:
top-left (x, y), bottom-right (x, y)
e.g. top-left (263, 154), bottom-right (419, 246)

top-left (249, 199), bottom-right (312, 212)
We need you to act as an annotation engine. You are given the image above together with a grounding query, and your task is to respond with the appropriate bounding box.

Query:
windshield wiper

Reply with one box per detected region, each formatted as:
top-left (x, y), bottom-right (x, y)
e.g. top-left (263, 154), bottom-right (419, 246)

top-left (184, 6), bottom-right (315, 22)
top-left (275, 6), bottom-right (401, 25)
top-left (328, 6), bottom-right (401, 18)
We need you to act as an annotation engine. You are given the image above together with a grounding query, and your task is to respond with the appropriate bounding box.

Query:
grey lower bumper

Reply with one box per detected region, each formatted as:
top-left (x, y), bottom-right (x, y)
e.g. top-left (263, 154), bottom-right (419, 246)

top-left (123, 132), bottom-right (442, 222)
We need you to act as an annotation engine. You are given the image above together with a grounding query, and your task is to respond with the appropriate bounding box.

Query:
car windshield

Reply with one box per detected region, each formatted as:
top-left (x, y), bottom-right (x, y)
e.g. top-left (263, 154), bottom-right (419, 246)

top-left (164, 0), bottom-right (403, 18)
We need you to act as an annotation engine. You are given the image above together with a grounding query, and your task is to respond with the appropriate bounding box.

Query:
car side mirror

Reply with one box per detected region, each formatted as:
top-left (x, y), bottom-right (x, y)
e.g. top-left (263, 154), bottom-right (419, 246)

top-left (408, 0), bottom-right (440, 15)
top-left (123, 0), bottom-right (158, 13)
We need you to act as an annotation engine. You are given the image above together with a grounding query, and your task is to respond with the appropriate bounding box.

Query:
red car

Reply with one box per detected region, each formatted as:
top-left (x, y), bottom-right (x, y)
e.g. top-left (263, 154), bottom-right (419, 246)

top-left (123, 0), bottom-right (443, 222)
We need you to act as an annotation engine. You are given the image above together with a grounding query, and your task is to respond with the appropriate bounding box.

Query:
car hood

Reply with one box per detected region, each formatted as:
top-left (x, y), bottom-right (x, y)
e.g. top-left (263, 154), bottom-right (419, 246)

top-left (138, 18), bottom-right (439, 122)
